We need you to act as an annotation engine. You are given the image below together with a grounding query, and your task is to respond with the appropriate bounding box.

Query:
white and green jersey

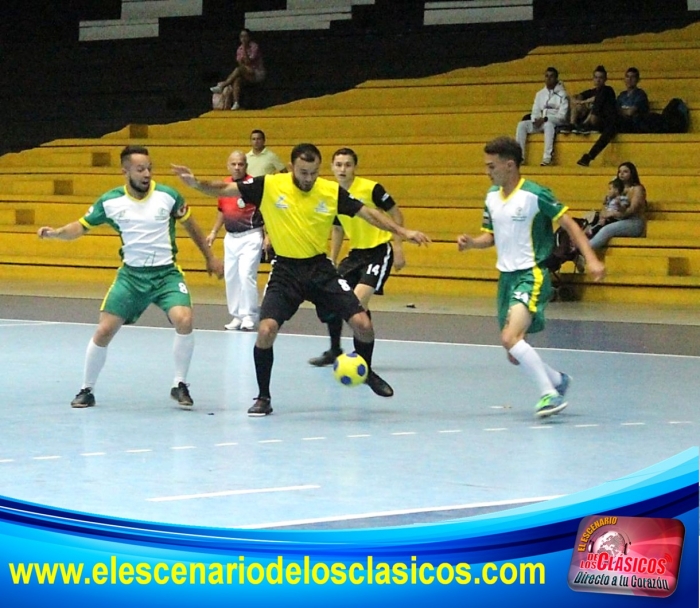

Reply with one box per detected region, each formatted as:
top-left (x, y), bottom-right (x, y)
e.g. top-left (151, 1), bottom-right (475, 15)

top-left (481, 178), bottom-right (567, 272)
top-left (79, 182), bottom-right (191, 267)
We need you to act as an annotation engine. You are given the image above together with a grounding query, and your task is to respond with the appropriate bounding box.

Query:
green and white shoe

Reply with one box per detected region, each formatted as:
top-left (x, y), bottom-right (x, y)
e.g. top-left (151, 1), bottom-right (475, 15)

top-left (535, 393), bottom-right (568, 418)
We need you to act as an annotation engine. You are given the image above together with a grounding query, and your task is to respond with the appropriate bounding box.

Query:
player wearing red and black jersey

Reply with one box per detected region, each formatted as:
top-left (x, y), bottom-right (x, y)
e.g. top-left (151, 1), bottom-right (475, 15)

top-left (206, 151), bottom-right (265, 331)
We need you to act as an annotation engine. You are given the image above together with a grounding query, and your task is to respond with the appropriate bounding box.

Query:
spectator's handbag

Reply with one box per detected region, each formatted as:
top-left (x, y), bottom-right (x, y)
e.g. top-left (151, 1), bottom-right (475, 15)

top-left (212, 92), bottom-right (226, 110)
top-left (212, 84), bottom-right (234, 110)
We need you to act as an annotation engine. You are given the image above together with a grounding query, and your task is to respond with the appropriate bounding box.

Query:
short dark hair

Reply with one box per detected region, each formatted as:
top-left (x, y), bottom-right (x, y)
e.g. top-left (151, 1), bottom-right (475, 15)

top-left (545, 67), bottom-right (559, 79)
top-left (609, 178), bottom-right (625, 194)
top-left (291, 143), bottom-right (322, 164)
top-left (484, 136), bottom-right (523, 166)
top-left (594, 65), bottom-right (607, 77)
top-left (332, 147), bottom-right (358, 165)
top-left (626, 67), bottom-right (640, 78)
top-left (250, 129), bottom-right (266, 140)
top-left (120, 145), bottom-right (148, 164)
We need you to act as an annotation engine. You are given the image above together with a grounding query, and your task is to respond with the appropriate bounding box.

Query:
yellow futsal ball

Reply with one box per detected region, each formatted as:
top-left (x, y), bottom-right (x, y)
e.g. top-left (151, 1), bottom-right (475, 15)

top-left (333, 352), bottom-right (368, 387)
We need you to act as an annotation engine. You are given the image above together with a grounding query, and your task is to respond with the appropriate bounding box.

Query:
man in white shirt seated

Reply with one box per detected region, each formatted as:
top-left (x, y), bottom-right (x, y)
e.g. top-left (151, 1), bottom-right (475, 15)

top-left (515, 67), bottom-right (569, 167)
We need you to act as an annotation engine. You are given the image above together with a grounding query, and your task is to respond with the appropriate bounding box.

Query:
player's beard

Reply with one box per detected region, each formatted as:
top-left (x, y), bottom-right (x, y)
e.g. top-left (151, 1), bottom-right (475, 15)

top-left (292, 175), bottom-right (314, 192)
top-left (129, 176), bottom-right (150, 195)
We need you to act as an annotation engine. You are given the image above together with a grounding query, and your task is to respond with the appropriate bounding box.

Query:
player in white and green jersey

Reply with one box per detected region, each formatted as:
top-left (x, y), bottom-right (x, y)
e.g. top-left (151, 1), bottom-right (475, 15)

top-left (38, 145), bottom-right (223, 410)
top-left (458, 137), bottom-right (605, 418)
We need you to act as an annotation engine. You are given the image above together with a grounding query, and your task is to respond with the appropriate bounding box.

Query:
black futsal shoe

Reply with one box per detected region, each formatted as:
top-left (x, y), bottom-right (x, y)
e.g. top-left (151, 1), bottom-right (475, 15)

top-left (248, 396), bottom-right (273, 417)
top-left (366, 371), bottom-right (394, 397)
top-left (71, 388), bottom-right (95, 408)
top-left (170, 382), bottom-right (194, 408)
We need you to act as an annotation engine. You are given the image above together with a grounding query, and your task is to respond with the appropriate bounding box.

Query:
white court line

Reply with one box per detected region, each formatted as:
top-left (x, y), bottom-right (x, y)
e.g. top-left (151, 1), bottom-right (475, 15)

top-left (0, 321), bottom-right (56, 328)
top-left (241, 494), bottom-right (565, 529)
top-left (147, 484), bottom-right (320, 503)
top-left (277, 330), bottom-right (700, 359)
top-left (529, 426), bottom-right (553, 430)
top-left (6, 319), bottom-right (698, 359)
top-left (4, 416), bottom-right (689, 464)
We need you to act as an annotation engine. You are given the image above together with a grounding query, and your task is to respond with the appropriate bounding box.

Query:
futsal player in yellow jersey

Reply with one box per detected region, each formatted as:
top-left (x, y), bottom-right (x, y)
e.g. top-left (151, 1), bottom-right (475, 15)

top-left (173, 144), bottom-right (430, 416)
top-left (308, 148), bottom-right (405, 369)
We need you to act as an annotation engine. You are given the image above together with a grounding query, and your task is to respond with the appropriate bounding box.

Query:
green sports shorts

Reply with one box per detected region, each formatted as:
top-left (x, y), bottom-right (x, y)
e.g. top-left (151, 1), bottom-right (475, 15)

top-left (496, 265), bottom-right (552, 334)
top-left (101, 264), bottom-right (192, 325)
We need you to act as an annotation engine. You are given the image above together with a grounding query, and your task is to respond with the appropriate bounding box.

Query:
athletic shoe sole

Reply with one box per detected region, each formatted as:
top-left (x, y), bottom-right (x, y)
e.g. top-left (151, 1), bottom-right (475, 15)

top-left (535, 401), bottom-right (568, 418)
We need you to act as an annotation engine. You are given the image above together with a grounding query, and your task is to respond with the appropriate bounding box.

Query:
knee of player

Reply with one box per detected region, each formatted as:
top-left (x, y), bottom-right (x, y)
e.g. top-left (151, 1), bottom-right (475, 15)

top-left (256, 319), bottom-right (278, 343)
top-left (170, 308), bottom-right (193, 332)
top-left (500, 329), bottom-right (520, 351)
top-left (349, 312), bottom-right (373, 338)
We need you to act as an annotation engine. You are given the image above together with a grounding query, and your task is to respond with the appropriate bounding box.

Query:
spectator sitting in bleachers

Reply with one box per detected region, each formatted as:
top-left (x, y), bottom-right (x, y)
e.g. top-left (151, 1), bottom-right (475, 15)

top-left (585, 177), bottom-right (629, 240)
top-left (567, 65), bottom-right (617, 167)
top-left (616, 67), bottom-right (650, 132)
top-left (577, 67), bottom-right (650, 167)
top-left (210, 29), bottom-right (266, 111)
top-left (588, 161), bottom-right (647, 250)
top-left (515, 67), bottom-right (569, 166)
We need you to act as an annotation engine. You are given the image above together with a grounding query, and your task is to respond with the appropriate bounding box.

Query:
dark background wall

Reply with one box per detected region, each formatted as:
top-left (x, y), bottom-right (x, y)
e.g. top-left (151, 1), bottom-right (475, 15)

top-left (1, 0), bottom-right (698, 156)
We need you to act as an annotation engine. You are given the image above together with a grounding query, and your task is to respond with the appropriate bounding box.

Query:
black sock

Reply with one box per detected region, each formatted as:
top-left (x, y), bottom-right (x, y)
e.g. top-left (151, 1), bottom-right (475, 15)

top-left (353, 338), bottom-right (374, 370)
top-left (253, 346), bottom-right (273, 398)
top-left (328, 317), bottom-right (343, 353)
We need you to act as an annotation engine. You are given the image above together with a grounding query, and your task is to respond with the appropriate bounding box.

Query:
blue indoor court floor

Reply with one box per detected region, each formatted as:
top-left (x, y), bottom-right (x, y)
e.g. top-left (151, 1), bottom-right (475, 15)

top-left (0, 292), bottom-right (697, 531)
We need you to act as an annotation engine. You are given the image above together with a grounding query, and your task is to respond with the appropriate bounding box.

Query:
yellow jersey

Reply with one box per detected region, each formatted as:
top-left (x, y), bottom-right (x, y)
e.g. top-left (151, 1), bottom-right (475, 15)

top-left (237, 173), bottom-right (363, 259)
top-left (336, 177), bottom-right (396, 250)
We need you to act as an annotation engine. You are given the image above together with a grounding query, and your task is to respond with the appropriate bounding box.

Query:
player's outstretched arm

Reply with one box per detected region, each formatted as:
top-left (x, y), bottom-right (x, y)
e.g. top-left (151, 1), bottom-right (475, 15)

top-left (457, 232), bottom-right (494, 251)
top-left (37, 221), bottom-right (86, 241)
top-left (171, 164), bottom-right (240, 198)
top-left (181, 215), bottom-right (225, 278)
top-left (356, 206), bottom-right (430, 245)
top-left (387, 206), bottom-right (406, 271)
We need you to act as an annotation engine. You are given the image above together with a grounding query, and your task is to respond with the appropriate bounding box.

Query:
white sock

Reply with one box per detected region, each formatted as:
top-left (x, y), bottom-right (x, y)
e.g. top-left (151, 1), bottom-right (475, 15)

top-left (542, 363), bottom-right (563, 388)
top-left (83, 339), bottom-right (108, 389)
top-left (509, 340), bottom-right (556, 396)
top-left (173, 332), bottom-right (194, 385)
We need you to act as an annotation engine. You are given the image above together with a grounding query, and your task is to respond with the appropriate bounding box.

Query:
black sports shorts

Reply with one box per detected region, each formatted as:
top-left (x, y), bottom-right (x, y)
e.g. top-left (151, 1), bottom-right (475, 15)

top-left (260, 254), bottom-right (364, 326)
top-left (337, 241), bottom-right (394, 295)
